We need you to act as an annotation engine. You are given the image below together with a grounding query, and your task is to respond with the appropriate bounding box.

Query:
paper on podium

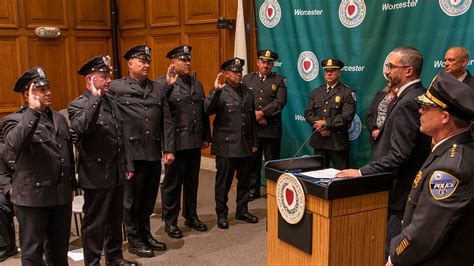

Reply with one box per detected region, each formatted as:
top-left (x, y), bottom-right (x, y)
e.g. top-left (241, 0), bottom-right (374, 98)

top-left (300, 168), bottom-right (340, 179)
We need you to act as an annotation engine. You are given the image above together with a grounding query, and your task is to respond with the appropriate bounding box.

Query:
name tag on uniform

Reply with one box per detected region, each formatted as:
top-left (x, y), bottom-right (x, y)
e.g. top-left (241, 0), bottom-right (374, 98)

top-left (35, 129), bottom-right (42, 134)
top-left (122, 94), bottom-right (131, 97)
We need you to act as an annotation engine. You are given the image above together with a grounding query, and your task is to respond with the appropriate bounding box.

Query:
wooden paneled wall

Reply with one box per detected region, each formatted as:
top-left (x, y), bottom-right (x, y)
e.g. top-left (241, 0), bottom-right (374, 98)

top-left (0, 0), bottom-right (112, 116)
top-left (118, 0), bottom-right (239, 93)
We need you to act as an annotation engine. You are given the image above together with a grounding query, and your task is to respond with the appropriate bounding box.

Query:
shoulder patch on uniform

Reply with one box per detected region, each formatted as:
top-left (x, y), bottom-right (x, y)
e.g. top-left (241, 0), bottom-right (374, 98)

top-left (396, 238), bottom-right (410, 256)
top-left (429, 170), bottom-right (459, 200)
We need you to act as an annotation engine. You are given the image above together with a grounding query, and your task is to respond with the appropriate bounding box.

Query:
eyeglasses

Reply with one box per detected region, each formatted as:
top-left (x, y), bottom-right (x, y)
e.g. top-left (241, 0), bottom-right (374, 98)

top-left (384, 63), bottom-right (411, 71)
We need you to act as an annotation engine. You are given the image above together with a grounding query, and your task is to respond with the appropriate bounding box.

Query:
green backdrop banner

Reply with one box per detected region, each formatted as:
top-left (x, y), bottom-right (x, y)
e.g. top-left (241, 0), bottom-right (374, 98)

top-left (255, 0), bottom-right (474, 167)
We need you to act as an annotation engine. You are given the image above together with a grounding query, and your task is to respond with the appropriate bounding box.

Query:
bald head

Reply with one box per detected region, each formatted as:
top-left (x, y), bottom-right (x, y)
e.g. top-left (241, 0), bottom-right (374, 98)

top-left (444, 47), bottom-right (470, 78)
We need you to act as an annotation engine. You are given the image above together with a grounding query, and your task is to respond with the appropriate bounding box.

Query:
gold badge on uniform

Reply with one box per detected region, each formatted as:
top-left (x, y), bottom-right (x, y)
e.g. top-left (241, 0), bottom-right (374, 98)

top-left (335, 95), bottom-right (341, 103)
top-left (412, 171), bottom-right (422, 188)
top-left (272, 84), bottom-right (277, 92)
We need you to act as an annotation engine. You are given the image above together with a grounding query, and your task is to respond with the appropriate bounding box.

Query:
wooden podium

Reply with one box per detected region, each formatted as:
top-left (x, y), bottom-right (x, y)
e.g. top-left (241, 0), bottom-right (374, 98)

top-left (265, 156), bottom-right (392, 265)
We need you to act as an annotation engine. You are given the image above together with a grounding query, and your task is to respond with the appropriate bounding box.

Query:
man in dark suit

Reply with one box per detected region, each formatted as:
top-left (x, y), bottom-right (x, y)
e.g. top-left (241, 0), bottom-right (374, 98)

top-left (156, 46), bottom-right (211, 238)
top-left (304, 58), bottom-right (356, 169)
top-left (2, 67), bottom-right (76, 265)
top-left (0, 139), bottom-right (18, 262)
top-left (388, 72), bottom-right (474, 265)
top-left (109, 45), bottom-right (175, 258)
top-left (205, 57), bottom-right (259, 229)
top-left (337, 46), bottom-right (431, 257)
top-left (68, 56), bottom-right (137, 266)
top-left (444, 46), bottom-right (474, 88)
top-left (242, 49), bottom-right (287, 201)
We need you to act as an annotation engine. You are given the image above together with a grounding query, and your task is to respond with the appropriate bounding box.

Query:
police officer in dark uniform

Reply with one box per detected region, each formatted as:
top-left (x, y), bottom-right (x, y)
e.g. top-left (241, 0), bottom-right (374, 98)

top-left (156, 46), bottom-right (211, 238)
top-left (205, 57), bottom-right (259, 229)
top-left (0, 137), bottom-right (18, 262)
top-left (2, 67), bottom-right (76, 265)
top-left (388, 72), bottom-right (474, 265)
top-left (68, 56), bottom-right (137, 266)
top-left (304, 58), bottom-right (356, 169)
top-left (242, 49), bottom-right (287, 201)
top-left (109, 45), bottom-right (175, 258)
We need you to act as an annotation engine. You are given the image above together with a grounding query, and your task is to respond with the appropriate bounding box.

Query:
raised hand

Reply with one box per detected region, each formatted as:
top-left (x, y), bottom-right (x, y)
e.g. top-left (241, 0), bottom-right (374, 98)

top-left (89, 75), bottom-right (102, 97)
top-left (214, 72), bottom-right (225, 90)
top-left (166, 63), bottom-right (178, 86)
top-left (28, 83), bottom-right (42, 110)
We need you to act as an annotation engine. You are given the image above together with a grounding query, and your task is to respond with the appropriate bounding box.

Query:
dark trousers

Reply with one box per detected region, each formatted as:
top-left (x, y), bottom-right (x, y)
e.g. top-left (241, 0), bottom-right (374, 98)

top-left (15, 203), bottom-right (71, 266)
top-left (162, 148), bottom-right (201, 226)
top-left (313, 149), bottom-right (349, 169)
top-left (82, 186), bottom-right (124, 265)
top-left (215, 156), bottom-right (251, 219)
top-left (250, 137), bottom-right (281, 194)
top-left (0, 193), bottom-right (15, 250)
top-left (386, 211), bottom-right (403, 259)
top-left (123, 160), bottom-right (161, 244)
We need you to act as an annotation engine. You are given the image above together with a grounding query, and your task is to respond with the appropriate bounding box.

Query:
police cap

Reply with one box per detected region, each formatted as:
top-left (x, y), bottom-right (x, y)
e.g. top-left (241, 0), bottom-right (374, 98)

top-left (221, 57), bottom-right (245, 72)
top-left (123, 45), bottom-right (151, 63)
top-left (166, 45), bottom-right (192, 61)
top-left (417, 71), bottom-right (474, 120)
top-left (13, 66), bottom-right (50, 93)
top-left (258, 49), bottom-right (278, 61)
top-left (321, 58), bottom-right (344, 70)
top-left (78, 55), bottom-right (111, 76)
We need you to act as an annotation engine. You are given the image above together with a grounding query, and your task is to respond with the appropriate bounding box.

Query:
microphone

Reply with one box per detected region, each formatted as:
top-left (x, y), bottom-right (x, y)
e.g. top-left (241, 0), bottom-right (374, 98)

top-left (284, 129), bottom-right (319, 172)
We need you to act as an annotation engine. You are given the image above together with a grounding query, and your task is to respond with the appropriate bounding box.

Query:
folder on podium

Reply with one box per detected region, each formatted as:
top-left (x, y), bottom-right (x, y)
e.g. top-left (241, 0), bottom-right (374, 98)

top-left (265, 156), bottom-right (392, 265)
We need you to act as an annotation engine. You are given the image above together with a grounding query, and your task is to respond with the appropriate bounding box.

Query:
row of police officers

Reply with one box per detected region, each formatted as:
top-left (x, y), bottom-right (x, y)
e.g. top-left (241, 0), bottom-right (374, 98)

top-left (0, 45), bottom-right (291, 265)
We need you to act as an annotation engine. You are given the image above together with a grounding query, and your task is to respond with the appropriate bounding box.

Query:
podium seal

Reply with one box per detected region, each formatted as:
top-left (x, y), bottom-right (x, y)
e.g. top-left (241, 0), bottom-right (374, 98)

top-left (276, 173), bottom-right (305, 224)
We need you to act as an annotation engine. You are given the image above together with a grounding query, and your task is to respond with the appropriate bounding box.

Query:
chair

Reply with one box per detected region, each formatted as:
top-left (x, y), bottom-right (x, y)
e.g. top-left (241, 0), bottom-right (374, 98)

top-left (72, 189), bottom-right (84, 236)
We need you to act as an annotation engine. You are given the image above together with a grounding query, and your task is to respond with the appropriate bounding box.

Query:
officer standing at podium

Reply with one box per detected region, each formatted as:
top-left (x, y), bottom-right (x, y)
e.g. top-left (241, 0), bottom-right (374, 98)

top-left (242, 49), bottom-right (287, 201)
top-left (388, 73), bottom-right (474, 265)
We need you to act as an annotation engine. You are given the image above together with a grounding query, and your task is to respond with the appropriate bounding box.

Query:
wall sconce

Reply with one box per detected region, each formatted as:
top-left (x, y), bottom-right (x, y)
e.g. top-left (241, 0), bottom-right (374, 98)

top-left (217, 17), bottom-right (235, 29)
top-left (35, 27), bottom-right (61, 38)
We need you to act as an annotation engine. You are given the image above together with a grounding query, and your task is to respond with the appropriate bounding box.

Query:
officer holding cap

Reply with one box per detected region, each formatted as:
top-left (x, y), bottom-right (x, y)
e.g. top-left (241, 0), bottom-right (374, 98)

top-left (242, 49), bottom-right (287, 201)
top-left (387, 72), bottom-right (474, 265)
top-left (1, 67), bottom-right (76, 265)
top-left (156, 45), bottom-right (211, 238)
top-left (68, 56), bottom-right (137, 265)
top-left (205, 57), bottom-right (259, 229)
top-left (109, 45), bottom-right (175, 257)
top-left (304, 58), bottom-right (356, 169)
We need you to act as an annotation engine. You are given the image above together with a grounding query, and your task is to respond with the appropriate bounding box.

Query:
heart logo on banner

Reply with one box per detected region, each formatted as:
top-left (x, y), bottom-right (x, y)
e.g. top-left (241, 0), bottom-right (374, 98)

top-left (303, 59), bottom-right (312, 73)
top-left (285, 188), bottom-right (294, 206)
top-left (267, 6), bottom-right (274, 19)
top-left (347, 4), bottom-right (356, 16)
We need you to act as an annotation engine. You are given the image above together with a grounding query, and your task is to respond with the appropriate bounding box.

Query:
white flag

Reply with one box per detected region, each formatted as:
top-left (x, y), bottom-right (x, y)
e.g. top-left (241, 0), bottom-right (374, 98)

top-left (234, 0), bottom-right (248, 75)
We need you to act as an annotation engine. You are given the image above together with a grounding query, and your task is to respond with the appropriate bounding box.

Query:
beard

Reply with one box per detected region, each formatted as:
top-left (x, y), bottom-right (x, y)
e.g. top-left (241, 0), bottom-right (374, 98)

top-left (387, 76), bottom-right (401, 89)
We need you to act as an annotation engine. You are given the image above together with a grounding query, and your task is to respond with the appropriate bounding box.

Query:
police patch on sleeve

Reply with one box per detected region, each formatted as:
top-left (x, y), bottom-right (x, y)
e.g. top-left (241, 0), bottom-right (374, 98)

top-left (429, 170), bottom-right (459, 200)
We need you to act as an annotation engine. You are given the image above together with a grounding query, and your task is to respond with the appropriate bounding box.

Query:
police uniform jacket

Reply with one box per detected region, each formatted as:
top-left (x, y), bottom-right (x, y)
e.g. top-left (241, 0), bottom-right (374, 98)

top-left (68, 90), bottom-right (126, 189)
top-left (1, 105), bottom-right (76, 207)
top-left (390, 130), bottom-right (474, 265)
top-left (242, 72), bottom-right (287, 138)
top-left (109, 76), bottom-right (175, 171)
top-left (360, 81), bottom-right (431, 213)
top-left (204, 84), bottom-right (257, 158)
top-left (0, 143), bottom-right (14, 197)
top-left (155, 76), bottom-right (211, 151)
top-left (304, 82), bottom-right (356, 151)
